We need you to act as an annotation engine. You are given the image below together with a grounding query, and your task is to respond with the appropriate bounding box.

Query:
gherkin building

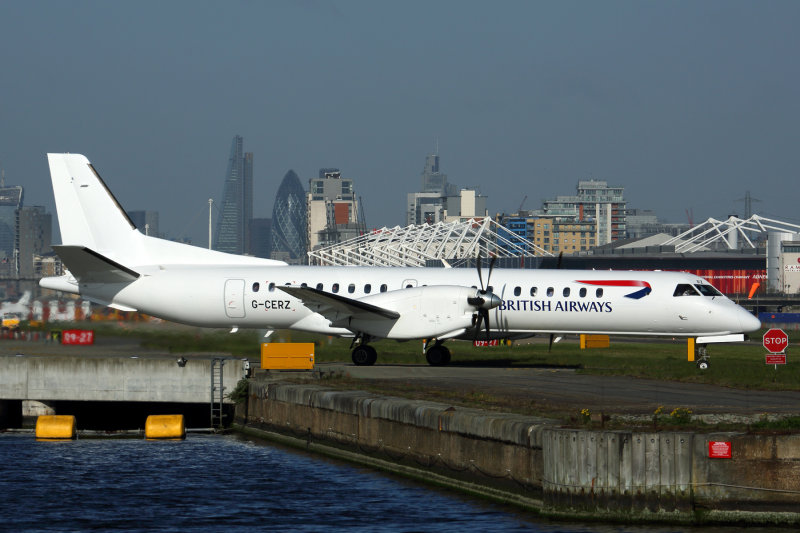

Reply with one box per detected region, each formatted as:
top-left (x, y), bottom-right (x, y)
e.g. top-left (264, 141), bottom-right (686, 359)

top-left (271, 170), bottom-right (307, 263)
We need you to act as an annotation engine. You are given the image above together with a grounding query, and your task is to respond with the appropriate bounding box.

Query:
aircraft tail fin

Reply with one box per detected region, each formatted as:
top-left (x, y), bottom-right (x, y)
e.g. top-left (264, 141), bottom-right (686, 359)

top-left (47, 153), bottom-right (286, 269)
top-left (17, 291), bottom-right (31, 306)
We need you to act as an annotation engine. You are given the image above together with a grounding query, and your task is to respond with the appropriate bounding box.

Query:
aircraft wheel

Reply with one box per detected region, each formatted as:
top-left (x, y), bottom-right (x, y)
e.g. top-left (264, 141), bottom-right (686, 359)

top-left (425, 345), bottom-right (451, 366)
top-left (352, 345), bottom-right (377, 366)
top-left (696, 357), bottom-right (710, 370)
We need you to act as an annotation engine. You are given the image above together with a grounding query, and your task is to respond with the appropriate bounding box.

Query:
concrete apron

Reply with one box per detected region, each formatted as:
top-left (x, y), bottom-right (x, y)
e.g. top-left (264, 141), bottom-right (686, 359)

top-left (236, 380), bottom-right (800, 526)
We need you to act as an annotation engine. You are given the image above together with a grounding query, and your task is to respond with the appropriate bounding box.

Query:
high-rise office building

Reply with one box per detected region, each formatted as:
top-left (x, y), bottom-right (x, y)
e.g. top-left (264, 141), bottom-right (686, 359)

top-left (214, 135), bottom-right (253, 254)
top-left (249, 217), bottom-right (272, 259)
top-left (271, 170), bottom-right (307, 263)
top-left (407, 153), bottom-right (485, 225)
top-left (307, 169), bottom-right (361, 249)
top-left (0, 184), bottom-right (23, 263)
top-left (542, 180), bottom-right (626, 245)
top-left (16, 206), bottom-right (51, 278)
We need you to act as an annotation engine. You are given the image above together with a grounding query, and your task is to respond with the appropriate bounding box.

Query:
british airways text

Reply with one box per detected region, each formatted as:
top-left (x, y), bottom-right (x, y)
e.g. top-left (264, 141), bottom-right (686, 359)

top-left (499, 300), bottom-right (613, 313)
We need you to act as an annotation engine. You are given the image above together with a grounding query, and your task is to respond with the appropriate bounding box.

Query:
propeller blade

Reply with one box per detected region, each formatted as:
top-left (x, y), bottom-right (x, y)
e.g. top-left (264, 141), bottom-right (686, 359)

top-left (556, 251), bottom-right (563, 270)
top-left (548, 333), bottom-right (555, 352)
top-left (476, 254), bottom-right (484, 291)
top-left (483, 309), bottom-right (491, 341)
top-left (486, 254), bottom-right (496, 291)
top-left (472, 312), bottom-right (483, 341)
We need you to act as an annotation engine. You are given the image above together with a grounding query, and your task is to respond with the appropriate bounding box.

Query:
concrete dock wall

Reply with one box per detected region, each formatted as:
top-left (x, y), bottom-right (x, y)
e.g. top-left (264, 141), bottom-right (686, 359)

top-left (240, 380), bottom-right (800, 524)
top-left (0, 355), bottom-right (246, 404)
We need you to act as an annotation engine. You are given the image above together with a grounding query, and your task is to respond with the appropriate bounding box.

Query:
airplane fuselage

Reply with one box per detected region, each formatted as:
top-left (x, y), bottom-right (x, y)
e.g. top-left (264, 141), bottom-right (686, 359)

top-left (81, 265), bottom-right (759, 339)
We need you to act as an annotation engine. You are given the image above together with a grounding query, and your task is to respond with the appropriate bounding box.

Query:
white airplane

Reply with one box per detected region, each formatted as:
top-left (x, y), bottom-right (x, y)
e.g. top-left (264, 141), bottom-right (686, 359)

top-left (40, 153), bottom-right (761, 366)
top-left (1, 291), bottom-right (32, 316)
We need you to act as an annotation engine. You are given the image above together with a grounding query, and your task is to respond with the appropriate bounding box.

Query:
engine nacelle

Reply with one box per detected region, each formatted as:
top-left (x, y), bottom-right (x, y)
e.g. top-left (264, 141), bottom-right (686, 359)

top-left (348, 285), bottom-right (481, 340)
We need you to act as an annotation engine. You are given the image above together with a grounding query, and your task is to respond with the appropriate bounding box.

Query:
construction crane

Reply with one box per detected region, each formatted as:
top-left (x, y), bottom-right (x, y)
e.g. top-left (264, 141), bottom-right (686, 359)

top-left (518, 195), bottom-right (528, 213)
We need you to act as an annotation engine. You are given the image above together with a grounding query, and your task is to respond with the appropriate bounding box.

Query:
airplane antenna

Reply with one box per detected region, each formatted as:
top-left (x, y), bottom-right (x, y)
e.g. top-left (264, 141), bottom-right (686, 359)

top-left (208, 198), bottom-right (213, 249)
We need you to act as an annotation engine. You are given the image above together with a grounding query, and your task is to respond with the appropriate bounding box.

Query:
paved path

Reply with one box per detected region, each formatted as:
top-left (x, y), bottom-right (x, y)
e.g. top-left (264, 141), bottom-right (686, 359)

top-left (320, 363), bottom-right (800, 415)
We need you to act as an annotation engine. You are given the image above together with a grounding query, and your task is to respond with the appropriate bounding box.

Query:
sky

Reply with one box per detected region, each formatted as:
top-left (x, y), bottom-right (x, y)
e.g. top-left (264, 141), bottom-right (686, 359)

top-left (1, 0), bottom-right (799, 245)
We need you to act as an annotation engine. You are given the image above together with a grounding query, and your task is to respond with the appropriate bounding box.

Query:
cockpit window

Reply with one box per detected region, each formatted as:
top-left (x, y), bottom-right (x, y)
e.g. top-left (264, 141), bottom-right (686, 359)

top-left (694, 284), bottom-right (723, 297)
top-left (673, 284), bottom-right (699, 296)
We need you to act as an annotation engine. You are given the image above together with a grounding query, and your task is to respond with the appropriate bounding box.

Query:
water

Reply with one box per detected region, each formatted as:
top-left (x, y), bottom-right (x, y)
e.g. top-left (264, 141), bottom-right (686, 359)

top-left (0, 434), bottom-right (771, 532)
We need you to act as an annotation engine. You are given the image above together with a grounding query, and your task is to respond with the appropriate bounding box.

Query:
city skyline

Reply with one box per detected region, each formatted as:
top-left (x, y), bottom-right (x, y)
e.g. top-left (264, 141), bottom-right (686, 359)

top-left (1, 1), bottom-right (798, 245)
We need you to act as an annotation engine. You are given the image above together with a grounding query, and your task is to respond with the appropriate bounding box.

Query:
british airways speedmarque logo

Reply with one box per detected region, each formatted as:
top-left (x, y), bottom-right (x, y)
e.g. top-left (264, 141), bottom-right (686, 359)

top-left (576, 280), bottom-right (652, 300)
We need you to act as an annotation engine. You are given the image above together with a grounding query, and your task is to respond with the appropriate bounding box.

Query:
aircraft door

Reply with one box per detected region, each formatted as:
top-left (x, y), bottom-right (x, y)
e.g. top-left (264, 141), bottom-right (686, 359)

top-left (224, 279), bottom-right (246, 318)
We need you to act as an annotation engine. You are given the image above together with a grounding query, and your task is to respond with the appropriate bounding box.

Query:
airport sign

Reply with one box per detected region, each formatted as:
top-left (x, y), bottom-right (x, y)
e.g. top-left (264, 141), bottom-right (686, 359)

top-left (763, 328), bottom-right (789, 353)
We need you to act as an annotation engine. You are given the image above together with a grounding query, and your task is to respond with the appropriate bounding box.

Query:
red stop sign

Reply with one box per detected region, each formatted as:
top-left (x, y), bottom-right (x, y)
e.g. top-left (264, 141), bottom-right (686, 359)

top-left (763, 328), bottom-right (789, 353)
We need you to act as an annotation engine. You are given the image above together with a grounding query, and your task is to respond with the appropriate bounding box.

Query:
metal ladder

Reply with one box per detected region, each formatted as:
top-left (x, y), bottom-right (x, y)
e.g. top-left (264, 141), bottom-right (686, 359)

top-left (210, 358), bottom-right (225, 429)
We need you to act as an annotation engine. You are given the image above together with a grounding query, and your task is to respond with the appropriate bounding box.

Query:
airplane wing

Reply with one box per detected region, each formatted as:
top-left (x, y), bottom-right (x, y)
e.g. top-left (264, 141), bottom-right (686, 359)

top-left (52, 245), bottom-right (140, 284)
top-left (278, 286), bottom-right (400, 326)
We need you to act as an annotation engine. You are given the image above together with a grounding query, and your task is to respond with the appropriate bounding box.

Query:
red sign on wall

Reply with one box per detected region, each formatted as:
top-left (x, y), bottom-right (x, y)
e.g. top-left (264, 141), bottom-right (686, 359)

top-left (61, 329), bottom-right (95, 345)
top-left (473, 339), bottom-right (500, 347)
top-left (708, 441), bottom-right (732, 459)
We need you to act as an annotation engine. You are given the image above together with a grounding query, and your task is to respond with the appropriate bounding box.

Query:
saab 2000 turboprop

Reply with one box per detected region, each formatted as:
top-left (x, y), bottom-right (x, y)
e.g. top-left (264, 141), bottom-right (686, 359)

top-left (40, 153), bottom-right (761, 366)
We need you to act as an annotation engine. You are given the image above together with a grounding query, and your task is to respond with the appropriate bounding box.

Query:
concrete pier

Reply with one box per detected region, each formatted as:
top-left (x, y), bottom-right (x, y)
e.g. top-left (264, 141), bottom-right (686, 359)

top-left (0, 354), bottom-right (248, 428)
top-left (237, 379), bottom-right (800, 525)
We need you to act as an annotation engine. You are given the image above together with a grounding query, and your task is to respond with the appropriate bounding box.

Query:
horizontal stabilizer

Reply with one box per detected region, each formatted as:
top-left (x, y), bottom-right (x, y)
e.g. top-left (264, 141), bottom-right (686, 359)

top-left (52, 245), bottom-right (140, 284)
top-left (278, 286), bottom-right (400, 322)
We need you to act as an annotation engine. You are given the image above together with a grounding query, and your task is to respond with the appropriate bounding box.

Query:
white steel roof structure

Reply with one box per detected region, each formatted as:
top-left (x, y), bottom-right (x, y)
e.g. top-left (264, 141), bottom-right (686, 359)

top-left (308, 217), bottom-right (551, 266)
top-left (662, 214), bottom-right (800, 253)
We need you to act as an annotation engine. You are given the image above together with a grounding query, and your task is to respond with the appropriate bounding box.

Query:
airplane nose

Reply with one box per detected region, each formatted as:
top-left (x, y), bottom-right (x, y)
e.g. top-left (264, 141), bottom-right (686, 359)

top-left (739, 309), bottom-right (761, 333)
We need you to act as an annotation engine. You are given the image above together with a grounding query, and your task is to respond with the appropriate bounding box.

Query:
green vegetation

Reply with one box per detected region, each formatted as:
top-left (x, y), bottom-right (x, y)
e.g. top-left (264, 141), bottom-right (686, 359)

top-left (86, 323), bottom-right (800, 391)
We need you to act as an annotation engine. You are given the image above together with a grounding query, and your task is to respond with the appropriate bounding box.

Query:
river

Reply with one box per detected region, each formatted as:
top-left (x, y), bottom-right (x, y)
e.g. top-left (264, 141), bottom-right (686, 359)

top-left (0, 433), bottom-right (774, 532)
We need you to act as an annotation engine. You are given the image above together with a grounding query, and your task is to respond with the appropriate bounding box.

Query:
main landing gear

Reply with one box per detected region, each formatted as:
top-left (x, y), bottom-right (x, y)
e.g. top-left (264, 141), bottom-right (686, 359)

top-left (351, 344), bottom-right (377, 366)
top-left (350, 336), bottom-right (453, 367)
top-left (425, 344), bottom-right (451, 366)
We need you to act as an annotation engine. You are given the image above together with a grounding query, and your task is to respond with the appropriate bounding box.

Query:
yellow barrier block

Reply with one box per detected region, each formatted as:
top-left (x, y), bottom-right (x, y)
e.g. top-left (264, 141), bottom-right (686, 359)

top-left (261, 343), bottom-right (315, 370)
top-left (580, 334), bottom-right (610, 349)
top-left (688, 338), bottom-right (695, 362)
top-left (35, 415), bottom-right (77, 440)
top-left (145, 414), bottom-right (186, 440)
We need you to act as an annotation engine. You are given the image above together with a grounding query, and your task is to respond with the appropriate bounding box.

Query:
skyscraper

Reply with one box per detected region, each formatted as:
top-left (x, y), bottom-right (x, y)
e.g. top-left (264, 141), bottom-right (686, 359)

top-left (0, 184), bottom-right (23, 263)
top-left (214, 135), bottom-right (253, 254)
top-left (16, 205), bottom-right (51, 278)
top-left (271, 170), bottom-right (307, 263)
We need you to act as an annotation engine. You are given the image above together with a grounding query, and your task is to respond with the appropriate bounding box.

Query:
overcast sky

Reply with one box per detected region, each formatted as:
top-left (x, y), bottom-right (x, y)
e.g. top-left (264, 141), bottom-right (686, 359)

top-left (1, 0), bottom-right (798, 245)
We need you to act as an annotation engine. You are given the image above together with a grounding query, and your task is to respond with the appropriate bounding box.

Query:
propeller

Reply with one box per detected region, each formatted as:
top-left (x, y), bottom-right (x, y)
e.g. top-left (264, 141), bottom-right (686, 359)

top-left (549, 251), bottom-right (564, 352)
top-left (469, 254), bottom-right (500, 341)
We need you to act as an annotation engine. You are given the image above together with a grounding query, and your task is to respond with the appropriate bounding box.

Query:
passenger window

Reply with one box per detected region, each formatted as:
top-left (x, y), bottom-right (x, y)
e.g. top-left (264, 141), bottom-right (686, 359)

top-left (380, 284), bottom-right (387, 292)
top-left (596, 288), bottom-right (603, 298)
top-left (546, 287), bottom-right (554, 297)
top-left (674, 284), bottom-right (699, 296)
top-left (364, 284), bottom-right (372, 294)
top-left (579, 287), bottom-right (587, 298)
top-left (348, 283), bottom-right (355, 294)
top-left (300, 282), bottom-right (307, 288)
top-left (332, 283), bottom-right (339, 293)
top-left (316, 283), bottom-right (323, 291)
top-left (530, 287), bottom-right (537, 297)
top-left (268, 282), bottom-right (275, 292)
top-left (563, 287), bottom-right (570, 297)
top-left (252, 282), bottom-right (260, 293)
top-left (514, 286), bottom-right (521, 297)
top-left (405, 283), bottom-right (413, 289)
